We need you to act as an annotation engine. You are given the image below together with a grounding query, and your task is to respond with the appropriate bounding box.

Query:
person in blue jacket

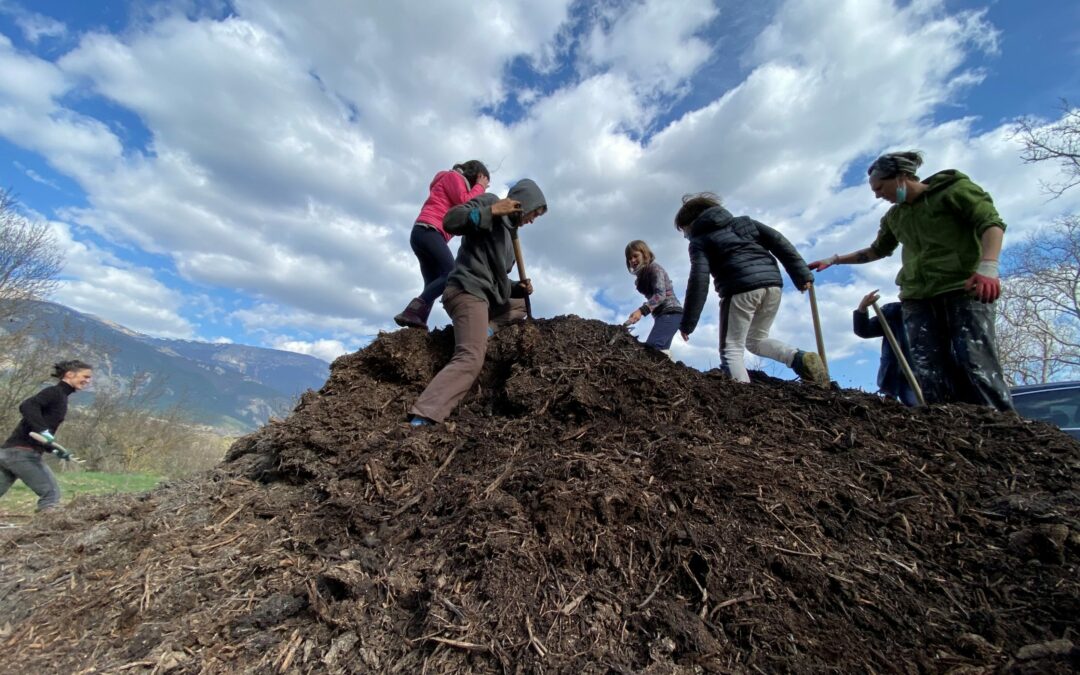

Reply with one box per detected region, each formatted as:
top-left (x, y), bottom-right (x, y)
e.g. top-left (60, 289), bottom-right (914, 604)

top-left (852, 290), bottom-right (918, 406)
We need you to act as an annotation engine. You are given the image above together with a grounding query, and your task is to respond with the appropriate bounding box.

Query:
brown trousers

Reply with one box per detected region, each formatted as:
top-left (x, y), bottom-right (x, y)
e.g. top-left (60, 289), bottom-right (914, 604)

top-left (410, 287), bottom-right (526, 422)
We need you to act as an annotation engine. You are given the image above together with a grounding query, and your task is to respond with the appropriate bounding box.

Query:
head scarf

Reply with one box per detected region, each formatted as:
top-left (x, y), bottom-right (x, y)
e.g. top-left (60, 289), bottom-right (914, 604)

top-left (867, 152), bottom-right (923, 180)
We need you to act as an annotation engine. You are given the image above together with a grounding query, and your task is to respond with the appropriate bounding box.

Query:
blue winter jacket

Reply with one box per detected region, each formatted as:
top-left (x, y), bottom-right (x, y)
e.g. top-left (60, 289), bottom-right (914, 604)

top-left (853, 302), bottom-right (917, 406)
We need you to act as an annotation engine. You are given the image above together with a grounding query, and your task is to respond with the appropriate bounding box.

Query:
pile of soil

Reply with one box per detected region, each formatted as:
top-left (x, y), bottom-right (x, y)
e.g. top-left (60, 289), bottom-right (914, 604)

top-left (1, 316), bottom-right (1078, 674)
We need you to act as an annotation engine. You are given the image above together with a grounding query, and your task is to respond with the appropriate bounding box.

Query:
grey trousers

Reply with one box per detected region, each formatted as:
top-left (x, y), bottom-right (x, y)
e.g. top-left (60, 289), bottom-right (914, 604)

top-left (410, 288), bottom-right (527, 423)
top-left (0, 446), bottom-right (61, 511)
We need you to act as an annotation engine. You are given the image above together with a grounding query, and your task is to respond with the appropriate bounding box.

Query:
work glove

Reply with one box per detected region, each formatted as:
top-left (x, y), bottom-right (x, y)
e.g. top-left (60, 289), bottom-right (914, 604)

top-left (964, 260), bottom-right (1000, 303)
top-left (52, 447), bottom-right (73, 461)
top-left (808, 255), bottom-right (839, 272)
top-left (39, 429), bottom-right (56, 444)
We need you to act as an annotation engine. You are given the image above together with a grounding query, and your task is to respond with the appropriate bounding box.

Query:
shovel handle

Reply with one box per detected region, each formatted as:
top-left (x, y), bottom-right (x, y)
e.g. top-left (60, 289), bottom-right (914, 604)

top-left (511, 229), bottom-right (528, 282)
top-left (807, 285), bottom-right (830, 382)
top-left (510, 229), bottom-right (533, 319)
top-left (871, 301), bottom-right (926, 406)
top-left (29, 432), bottom-right (85, 463)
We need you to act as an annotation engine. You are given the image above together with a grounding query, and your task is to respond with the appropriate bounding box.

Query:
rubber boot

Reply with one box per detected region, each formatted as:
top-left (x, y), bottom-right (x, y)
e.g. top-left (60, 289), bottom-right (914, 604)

top-left (394, 297), bottom-right (430, 329)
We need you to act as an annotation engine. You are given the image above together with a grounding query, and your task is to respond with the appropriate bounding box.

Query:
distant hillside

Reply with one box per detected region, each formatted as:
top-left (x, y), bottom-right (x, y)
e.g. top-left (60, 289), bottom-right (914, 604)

top-left (4, 301), bottom-right (331, 433)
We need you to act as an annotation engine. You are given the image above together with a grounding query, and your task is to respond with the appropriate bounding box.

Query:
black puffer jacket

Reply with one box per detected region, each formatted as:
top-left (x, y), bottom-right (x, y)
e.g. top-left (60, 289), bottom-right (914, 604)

top-left (680, 206), bottom-right (812, 335)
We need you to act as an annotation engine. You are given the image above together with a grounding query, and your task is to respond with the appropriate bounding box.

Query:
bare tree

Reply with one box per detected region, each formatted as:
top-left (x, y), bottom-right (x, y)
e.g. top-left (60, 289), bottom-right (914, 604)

top-left (0, 189), bottom-right (64, 322)
top-left (997, 216), bottom-right (1080, 384)
top-left (1015, 100), bottom-right (1080, 197)
top-left (1, 329), bottom-right (226, 477)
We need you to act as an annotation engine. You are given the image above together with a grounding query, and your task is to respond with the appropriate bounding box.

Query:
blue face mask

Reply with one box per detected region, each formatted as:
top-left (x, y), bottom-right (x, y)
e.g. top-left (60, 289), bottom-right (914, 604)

top-left (895, 180), bottom-right (907, 204)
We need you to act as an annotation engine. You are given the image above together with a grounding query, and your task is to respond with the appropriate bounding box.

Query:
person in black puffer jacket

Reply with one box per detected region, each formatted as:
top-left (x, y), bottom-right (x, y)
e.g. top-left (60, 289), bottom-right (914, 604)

top-left (675, 192), bottom-right (827, 385)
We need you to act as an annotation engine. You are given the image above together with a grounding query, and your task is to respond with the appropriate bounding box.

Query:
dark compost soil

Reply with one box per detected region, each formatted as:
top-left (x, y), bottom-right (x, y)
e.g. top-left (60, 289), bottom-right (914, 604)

top-left (1, 316), bottom-right (1078, 674)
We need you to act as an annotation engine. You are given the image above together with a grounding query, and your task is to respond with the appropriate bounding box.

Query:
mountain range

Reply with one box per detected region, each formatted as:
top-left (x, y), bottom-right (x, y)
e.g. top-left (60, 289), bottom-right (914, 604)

top-left (4, 301), bottom-right (331, 433)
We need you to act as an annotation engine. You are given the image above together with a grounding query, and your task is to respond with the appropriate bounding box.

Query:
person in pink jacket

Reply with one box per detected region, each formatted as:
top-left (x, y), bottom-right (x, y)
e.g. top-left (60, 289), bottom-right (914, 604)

top-left (395, 160), bottom-right (490, 329)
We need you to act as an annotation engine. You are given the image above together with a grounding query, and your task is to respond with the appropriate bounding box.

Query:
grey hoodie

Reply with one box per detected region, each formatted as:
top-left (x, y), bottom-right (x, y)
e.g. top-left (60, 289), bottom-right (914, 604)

top-left (443, 179), bottom-right (546, 308)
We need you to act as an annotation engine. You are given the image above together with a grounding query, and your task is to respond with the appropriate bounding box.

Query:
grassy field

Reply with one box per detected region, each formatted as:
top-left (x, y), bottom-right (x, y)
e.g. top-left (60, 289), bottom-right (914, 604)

top-left (0, 471), bottom-right (162, 519)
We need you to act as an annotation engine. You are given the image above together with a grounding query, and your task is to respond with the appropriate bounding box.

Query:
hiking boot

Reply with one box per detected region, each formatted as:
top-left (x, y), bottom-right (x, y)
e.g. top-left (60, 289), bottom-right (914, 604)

top-left (394, 297), bottom-right (430, 329)
top-left (791, 350), bottom-right (828, 386)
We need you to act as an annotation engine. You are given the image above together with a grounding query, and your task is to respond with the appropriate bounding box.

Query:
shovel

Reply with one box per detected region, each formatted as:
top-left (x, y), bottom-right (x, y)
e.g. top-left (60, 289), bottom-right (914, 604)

top-left (807, 284), bottom-right (831, 384)
top-left (607, 320), bottom-right (635, 345)
top-left (871, 301), bottom-right (926, 406)
top-left (29, 432), bottom-right (86, 464)
top-left (510, 228), bottom-right (533, 320)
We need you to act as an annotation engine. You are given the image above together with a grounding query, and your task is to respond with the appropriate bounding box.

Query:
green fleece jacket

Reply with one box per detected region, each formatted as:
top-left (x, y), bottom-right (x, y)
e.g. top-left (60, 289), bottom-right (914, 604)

top-left (870, 170), bottom-right (1006, 300)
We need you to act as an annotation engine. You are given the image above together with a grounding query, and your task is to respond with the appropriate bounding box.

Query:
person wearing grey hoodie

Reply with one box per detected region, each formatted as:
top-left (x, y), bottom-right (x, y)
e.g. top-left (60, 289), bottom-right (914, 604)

top-left (409, 179), bottom-right (547, 425)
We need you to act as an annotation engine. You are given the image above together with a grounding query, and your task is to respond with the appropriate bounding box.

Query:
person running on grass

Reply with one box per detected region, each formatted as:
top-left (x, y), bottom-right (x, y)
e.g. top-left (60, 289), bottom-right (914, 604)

top-left (674, 192), bottom-right (827, 386)
top-left (0, 360), bottom-right (92, 511)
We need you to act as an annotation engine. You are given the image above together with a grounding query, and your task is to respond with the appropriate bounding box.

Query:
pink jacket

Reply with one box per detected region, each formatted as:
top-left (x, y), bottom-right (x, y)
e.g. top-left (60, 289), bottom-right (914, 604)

top-left (415, 169), bottom-right (486, 241)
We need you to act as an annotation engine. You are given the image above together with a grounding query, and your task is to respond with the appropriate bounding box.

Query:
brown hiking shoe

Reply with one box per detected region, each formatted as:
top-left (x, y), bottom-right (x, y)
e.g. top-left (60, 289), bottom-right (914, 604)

top-left (792, 350), bottom-right (828, 386)
top-left (394, 298), bottom-right (430, 329)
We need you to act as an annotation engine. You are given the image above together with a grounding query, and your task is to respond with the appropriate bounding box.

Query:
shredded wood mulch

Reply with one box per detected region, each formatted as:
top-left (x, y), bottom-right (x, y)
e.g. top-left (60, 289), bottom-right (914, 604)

top-left (1, 316), bottom-right (1078, 674)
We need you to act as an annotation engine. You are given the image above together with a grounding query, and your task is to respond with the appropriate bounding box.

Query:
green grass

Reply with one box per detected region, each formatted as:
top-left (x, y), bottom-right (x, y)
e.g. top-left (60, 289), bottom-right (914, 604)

top-left (1, 471), bottom-right (162, 518)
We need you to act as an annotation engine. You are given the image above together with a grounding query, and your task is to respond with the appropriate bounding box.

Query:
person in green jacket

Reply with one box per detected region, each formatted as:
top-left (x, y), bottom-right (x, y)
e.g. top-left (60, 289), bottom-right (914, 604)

top-left (809, 150), bottom-right (1013, 411)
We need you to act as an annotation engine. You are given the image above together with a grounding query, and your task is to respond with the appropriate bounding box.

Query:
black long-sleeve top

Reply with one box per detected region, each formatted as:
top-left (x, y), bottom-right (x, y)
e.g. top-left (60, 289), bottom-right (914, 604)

top-left (2, 382), bottom-right (75, 452)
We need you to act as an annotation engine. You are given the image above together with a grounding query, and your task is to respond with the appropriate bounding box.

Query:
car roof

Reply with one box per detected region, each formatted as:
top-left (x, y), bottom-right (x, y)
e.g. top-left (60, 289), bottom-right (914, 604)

top-left (1010, 380), bottom-right (1080, 394)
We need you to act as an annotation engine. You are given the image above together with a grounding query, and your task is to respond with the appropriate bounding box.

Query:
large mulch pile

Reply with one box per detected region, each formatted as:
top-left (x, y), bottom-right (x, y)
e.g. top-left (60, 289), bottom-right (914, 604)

top-left (1, 316), bottom-right (1078, 674)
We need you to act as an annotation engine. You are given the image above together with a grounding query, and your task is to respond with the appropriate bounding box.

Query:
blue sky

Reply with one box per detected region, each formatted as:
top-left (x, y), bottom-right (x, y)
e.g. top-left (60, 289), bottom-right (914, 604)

top-left (1, 0), bottom-right (1079, 393)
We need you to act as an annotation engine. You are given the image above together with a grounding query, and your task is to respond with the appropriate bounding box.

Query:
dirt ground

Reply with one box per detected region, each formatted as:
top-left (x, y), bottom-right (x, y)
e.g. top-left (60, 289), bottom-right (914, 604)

top-left (1, 316), bottom-right (1077, 674)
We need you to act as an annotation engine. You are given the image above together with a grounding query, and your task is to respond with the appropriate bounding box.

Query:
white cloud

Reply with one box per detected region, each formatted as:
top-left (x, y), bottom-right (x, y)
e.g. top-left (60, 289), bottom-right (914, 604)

top-left (45, 220), bottom-right (195, 338)
top-left (270, 338), bottom-right (344, 363)
top-left (0, 0), bottom-right (1074, 389)
top-left (0, 2), bottom-right (66, 44)
top-left (582, 0), bottom-right (718, 94)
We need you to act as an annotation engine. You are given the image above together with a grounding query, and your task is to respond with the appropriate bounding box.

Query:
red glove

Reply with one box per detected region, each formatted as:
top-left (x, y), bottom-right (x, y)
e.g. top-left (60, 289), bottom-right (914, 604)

top-left (965, 260), bottom-right (1000, 303)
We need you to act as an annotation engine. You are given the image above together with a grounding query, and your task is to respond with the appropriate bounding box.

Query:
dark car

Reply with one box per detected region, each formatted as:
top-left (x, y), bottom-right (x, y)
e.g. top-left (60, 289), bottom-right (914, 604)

top-left (1010, 381), bottom-right (1080, 440)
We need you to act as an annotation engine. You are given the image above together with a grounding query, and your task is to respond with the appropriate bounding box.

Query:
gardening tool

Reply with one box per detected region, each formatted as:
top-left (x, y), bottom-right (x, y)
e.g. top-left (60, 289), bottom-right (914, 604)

top-left (607, 320), bottom-right (635, 345)
top-left (871, 301), bottom-right (926, 406)
top-left (807, 284), bottom-right (831, 384)
top-left (29, 432), bottom-right (86, 464)
top-left (510, 227), bottom-right (533, 319)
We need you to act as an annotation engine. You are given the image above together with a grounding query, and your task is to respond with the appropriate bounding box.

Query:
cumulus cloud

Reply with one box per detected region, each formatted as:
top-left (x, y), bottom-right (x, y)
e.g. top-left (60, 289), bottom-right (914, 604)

top-left (0, 0), bottom-right (1074, 390)
top-left (270, 338), bottom-right (343, 364)
top-left (0, 2), bottom-right (66, 44)
top-left (48, 220), bottom-right (195, 338)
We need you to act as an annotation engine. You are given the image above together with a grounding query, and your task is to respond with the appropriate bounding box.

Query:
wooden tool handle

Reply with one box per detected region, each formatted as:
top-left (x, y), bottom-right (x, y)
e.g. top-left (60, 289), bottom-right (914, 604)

top-left (871, 301), bottom-right (926, 406)
top-left (510, 229), bottom-right (533, 319)
top-left (511, 229), bottom-right (528, 282)
top-left (807, 285), bottom-right (831, 383)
